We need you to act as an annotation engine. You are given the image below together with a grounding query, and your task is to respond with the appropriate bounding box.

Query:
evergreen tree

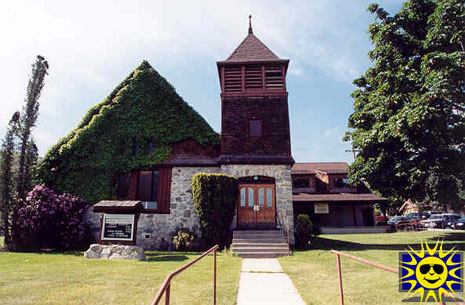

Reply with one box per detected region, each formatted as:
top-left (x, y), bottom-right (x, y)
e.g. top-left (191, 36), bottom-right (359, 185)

top-left (0, 112), bottom-right (20, 246)
top-left (346, 0), bottom-right (465, 211)
top-left (16, 55), bottom-right (48, 199)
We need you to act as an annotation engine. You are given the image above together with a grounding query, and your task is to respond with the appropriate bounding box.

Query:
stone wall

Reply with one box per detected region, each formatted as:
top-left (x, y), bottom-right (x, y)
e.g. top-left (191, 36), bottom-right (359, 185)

top-left (85, 164), bottom-right (295, 249)
top-left (85, 166), bottom-right (220, 250)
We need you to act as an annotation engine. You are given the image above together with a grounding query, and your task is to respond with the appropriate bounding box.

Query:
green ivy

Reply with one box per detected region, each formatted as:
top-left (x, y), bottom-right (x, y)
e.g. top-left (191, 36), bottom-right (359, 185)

top-left (191, 173), bottom-right (237, 248)
top-left (38, 61), bottom-right (219, 204)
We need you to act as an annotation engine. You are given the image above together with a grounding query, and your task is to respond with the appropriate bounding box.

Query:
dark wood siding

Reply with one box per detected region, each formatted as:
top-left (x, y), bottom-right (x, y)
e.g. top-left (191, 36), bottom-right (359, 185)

top-left (157, 167), bottom-right (172, 213)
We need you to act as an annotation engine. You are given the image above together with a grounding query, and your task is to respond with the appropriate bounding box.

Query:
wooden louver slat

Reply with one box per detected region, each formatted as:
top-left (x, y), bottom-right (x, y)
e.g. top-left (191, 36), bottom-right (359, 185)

top-left (245, 65), bottom-right (262, 89)
top-left (265, 65), bottom-right (284, 90)
top-left (224, 66), bottom-right (242, 92)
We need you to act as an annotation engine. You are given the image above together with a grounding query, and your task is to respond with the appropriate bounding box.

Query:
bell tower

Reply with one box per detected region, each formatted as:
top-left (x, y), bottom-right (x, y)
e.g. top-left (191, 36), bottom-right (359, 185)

top-left (217, 16), bottom-right (294, 165)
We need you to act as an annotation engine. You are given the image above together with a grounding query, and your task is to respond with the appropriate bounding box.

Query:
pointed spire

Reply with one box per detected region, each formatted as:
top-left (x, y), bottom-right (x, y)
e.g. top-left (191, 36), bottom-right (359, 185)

top-left (248, 15), bottom-right (253, 35)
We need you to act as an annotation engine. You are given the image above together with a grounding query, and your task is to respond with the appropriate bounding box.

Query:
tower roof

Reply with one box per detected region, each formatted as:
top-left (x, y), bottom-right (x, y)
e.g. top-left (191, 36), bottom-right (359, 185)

top-left (224, 34), bottom-right (281, 62)
top-left (219, 16), bottom-right (286, 63)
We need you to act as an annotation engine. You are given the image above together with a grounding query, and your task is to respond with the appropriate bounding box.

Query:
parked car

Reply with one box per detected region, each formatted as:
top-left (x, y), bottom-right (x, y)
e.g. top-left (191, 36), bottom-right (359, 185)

top-left (452, 217), bottom-right (465, 230)
top-left (421, 213), bottom-right (461, 229)
top-left (387, 216), bottom-right (408, 226)
top-left (376, 215), bottom-right (388, 225)
top-left (406, 212), bottom-right (430, 221)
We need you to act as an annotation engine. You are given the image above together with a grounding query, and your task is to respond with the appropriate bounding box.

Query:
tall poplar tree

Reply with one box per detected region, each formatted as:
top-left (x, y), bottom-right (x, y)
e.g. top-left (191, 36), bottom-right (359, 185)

top-left (346, 0), bottom-right (465, 211)
top-left (16, 55), bottom-right (49, 199)
top-left (0, 112), bottom-right (20, 246)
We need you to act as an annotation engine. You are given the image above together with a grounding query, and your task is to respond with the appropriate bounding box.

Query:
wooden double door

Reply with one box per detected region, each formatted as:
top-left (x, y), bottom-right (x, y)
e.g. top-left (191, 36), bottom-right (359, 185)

top-left (237, 183), bottom-right (276, 229)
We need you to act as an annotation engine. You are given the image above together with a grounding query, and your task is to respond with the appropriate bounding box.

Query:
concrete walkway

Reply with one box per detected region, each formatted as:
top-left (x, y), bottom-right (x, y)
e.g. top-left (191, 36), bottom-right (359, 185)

top-left (236, 258), bottom-right (306, 305)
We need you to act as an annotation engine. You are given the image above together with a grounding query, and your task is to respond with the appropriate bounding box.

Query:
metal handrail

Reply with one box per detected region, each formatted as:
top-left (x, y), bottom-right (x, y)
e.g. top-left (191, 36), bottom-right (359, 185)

top-left (277, 208), bottom-right (293, 249)
top-left (151, 245), bottom-right (219, 305)
top-left (330, 250), bottom-right (398, 305)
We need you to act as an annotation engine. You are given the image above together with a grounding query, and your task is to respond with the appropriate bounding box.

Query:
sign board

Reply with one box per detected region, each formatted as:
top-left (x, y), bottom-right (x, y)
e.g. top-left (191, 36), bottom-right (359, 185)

top-left (314, 203), bottom-right (329, 214)
top-left (101, 214), bottom-right (135, 241)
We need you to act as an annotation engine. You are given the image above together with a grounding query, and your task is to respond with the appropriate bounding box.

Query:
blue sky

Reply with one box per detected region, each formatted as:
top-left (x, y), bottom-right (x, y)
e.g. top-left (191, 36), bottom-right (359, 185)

top-left (0, 0), bottom-right (404, 163)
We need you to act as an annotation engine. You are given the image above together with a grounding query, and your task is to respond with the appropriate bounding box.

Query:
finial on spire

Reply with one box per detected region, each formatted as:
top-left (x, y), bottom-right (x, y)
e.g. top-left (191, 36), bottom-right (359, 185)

top-left (248, 15), bottom-right (253, 34)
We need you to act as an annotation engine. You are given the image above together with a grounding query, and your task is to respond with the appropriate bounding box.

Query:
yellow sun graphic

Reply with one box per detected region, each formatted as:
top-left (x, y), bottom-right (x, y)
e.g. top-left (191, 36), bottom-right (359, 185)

top-left (399, 240), bottom-right (464, 303)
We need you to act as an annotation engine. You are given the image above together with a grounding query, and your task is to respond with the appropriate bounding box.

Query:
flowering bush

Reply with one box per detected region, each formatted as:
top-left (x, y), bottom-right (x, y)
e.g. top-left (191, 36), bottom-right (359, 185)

top-left (16, 185), bottom-right (91, 251)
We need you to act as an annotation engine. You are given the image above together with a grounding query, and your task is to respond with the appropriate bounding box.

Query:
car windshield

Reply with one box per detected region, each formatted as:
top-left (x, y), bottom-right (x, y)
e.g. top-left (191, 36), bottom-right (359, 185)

top-left (430, 215), bottom-right (442, 220)
top-left (459, 217), bottom-right (465, 222)
top-left (390, 217), bottom-right (403, 221)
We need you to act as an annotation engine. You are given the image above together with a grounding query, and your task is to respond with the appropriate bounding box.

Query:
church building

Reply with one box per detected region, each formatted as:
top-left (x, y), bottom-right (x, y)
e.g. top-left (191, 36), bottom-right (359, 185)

top-left (39, 19), bottom-right (386, 250)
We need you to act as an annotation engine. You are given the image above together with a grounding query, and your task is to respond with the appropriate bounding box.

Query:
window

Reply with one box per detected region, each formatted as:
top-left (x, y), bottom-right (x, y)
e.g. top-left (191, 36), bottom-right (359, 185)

top-left (148, 141), bottom-right (155, 154)
top-left (334, 178), bottom-right (350, 188)
top-left (293, 178), bottom-right (310, 188)
top-left (249, 120), bottom-right (262, 137)
top-left (137, 171), bottom-right (159, 210)
top-left (115, 173), bottom-right (130, 198)
top-left (132, 168), bottom-right (172, 213)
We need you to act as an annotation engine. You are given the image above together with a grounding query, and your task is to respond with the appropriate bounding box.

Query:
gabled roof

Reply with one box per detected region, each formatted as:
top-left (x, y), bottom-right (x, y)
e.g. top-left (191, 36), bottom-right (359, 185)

top-left (292, 162), bottom-right (349, 175)
top-left (223, 33), bottom-right (282, 62)
top-left (293, 193), bottom-right (389, 202)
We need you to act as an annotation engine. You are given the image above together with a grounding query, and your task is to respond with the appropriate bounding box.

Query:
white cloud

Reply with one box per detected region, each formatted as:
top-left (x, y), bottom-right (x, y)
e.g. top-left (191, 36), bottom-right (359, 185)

top-left (0, 0), bottom-right (396, 157)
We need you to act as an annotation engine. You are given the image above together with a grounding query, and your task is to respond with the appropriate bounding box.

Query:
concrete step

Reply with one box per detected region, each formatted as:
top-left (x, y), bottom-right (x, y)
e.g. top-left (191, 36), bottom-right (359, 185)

top-left (231, 229), bottom-right (290, 258)
top-left (233, 238), bottom-right (286, 243)
top-left (233, 231), bottom-right (282, 236)
top-left (233, 247), bottom-right (290, 253)
top-left (238, 252), bottom-right (289, 258)
top-left (233, 242), bottom-right (289, 248)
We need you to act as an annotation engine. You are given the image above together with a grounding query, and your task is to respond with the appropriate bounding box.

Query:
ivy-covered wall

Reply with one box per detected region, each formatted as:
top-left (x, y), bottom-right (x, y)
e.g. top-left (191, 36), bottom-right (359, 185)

top-left (38, 61), bottom-right (219, 204)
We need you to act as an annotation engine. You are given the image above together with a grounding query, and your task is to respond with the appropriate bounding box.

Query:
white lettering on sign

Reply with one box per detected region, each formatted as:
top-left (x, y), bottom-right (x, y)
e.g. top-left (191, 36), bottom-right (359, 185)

top-left (314, 203), bottom-right (329, 214)
top-left (101, 214), bottom-right (135, 241)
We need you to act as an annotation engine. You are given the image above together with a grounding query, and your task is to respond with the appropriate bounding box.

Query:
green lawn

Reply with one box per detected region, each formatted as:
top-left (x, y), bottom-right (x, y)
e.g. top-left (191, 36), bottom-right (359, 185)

top-left (0, 250), bottom-right (241, 305)
top-left (279, 231), bottom-right (465, 305)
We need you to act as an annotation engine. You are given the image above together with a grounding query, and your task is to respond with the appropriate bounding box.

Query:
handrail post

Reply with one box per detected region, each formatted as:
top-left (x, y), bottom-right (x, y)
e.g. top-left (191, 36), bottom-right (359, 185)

top-left (165, 283), bottom-right (170, 305)
top-left (213, 248), bottom-right (217, 305)
top-left (336, 253), bottom-right (344, 305)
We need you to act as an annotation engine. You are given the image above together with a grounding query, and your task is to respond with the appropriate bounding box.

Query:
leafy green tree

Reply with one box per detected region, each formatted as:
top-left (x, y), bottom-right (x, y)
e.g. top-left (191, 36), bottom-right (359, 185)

top-left (0, 112), bottom-right (20, 246)
top-left (346, 0), bottom-right (465, 212)
top-left (16, 55), bottom-right (49, 199)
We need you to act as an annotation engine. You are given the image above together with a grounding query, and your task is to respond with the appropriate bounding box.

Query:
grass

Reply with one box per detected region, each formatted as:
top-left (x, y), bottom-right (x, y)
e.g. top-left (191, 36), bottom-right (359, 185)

top-left (0, 249), bottom-right (242, 305)
top-left (279, 231), bottom-right (465, 305)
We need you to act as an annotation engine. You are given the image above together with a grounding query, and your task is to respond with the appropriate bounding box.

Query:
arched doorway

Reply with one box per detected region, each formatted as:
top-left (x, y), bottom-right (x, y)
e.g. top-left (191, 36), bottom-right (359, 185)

top-left (237, 176), bottom-right (276, 229)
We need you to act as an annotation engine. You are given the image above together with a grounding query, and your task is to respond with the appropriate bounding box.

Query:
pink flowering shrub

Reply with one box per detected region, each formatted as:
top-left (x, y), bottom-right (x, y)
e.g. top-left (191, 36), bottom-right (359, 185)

top-left (16, 185), bottom-right (91, 251)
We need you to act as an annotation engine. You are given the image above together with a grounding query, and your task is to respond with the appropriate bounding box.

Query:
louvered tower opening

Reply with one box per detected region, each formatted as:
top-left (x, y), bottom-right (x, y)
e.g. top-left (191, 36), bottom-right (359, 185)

top-left (265, 66), bottom-right (284, 90)
top-left (224, 66), bottom-right (242, 93)
top-left (222, 64), bottom-right (285, 94)
top-left (245, 65), bottom-right (263, 89)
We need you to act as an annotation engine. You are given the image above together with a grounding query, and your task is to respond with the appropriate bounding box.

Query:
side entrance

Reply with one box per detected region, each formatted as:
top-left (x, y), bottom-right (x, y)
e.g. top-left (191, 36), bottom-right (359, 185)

top-left (237, 180), bottom-right (276, 229)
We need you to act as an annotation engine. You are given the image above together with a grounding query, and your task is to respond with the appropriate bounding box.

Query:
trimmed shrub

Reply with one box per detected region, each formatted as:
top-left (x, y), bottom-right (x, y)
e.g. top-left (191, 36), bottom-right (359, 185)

top-left (295, 214), bottom-right (313, 248)
top-left (15, 185), bottom-right (90, 251)
top-left (192, 173), bottom-right (237, 248)
top-left (172, 227), bottom-right (197, 251)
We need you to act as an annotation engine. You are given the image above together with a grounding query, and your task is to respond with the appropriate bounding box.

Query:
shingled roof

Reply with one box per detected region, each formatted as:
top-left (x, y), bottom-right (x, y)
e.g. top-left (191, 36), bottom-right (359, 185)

top-left (292, 162), bottom-right (349, 175)
top-left (224, 33), bottom-right (281, 62)
top-left (220, 16), bottom-right (285, 63)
